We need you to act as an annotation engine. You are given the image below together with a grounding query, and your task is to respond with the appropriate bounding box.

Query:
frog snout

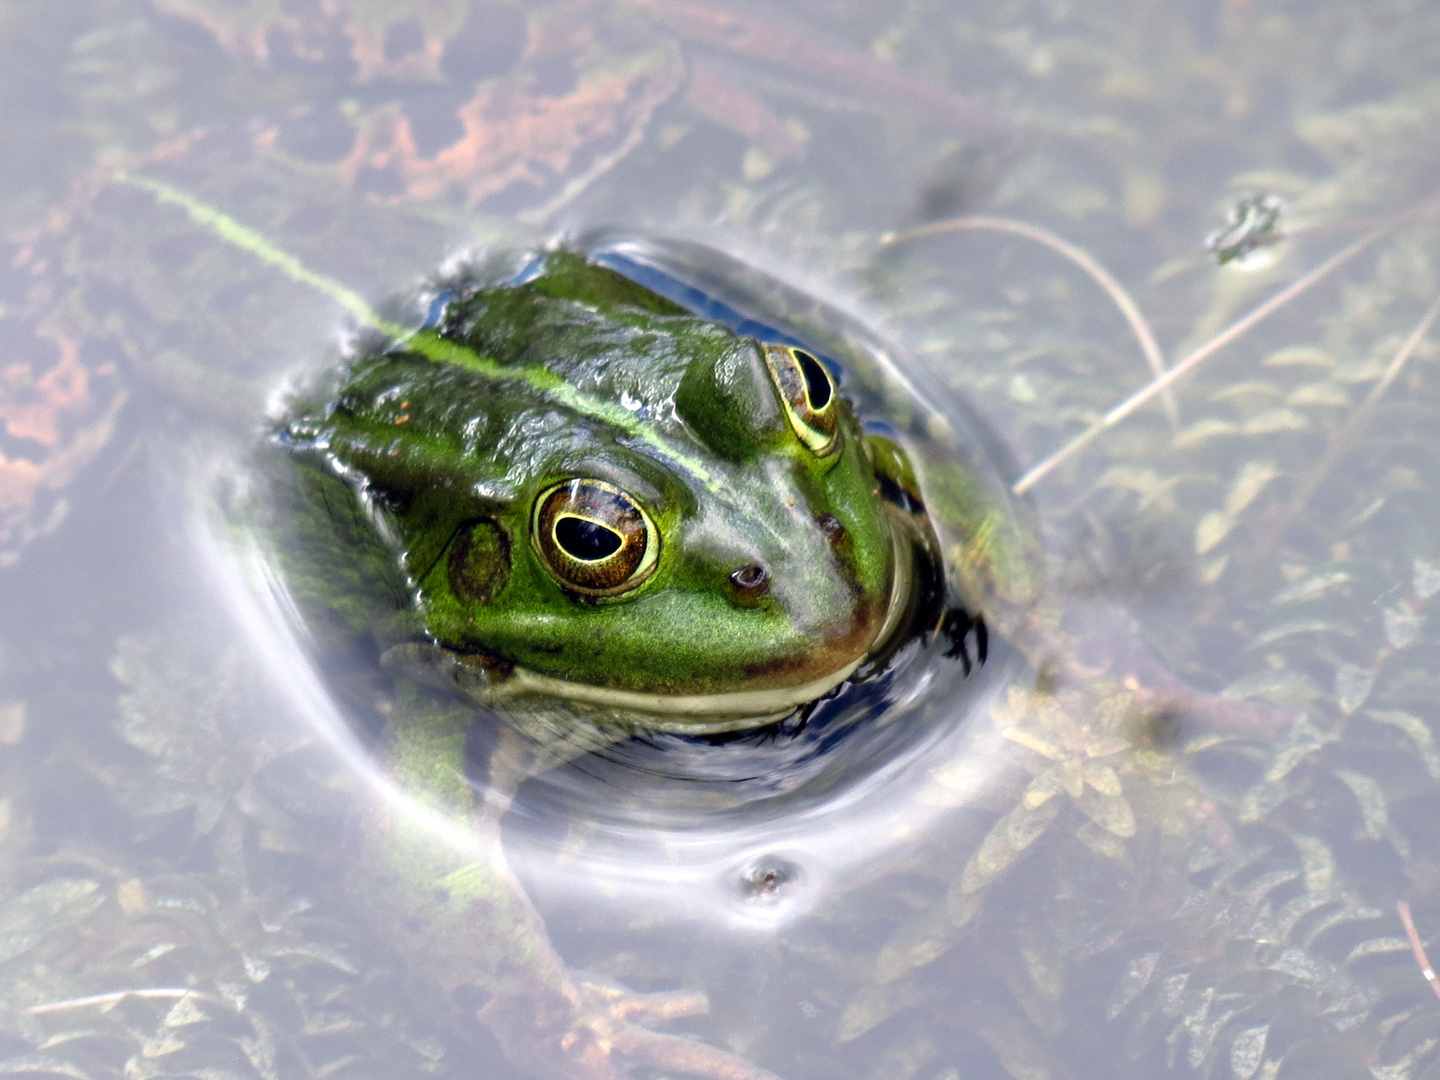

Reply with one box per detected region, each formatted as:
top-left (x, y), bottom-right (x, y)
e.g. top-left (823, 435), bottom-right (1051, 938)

top-left (721, 512), bottom-right (861, 614)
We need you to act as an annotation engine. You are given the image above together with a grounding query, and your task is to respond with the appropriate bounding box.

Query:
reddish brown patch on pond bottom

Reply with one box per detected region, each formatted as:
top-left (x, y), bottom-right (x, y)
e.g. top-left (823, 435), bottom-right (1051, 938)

top-left (0, 332), bottom-right (124, 554)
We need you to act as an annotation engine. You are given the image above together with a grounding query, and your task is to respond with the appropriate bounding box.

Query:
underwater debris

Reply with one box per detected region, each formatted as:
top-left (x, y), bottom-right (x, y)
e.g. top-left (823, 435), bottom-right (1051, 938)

top-left (1208, 194), bottom-right (1285, 267)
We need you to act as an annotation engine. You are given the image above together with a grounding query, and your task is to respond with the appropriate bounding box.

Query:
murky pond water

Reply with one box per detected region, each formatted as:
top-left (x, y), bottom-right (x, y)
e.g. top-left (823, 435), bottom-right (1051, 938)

top-left (3, 2), bottom-right (1440, 1078)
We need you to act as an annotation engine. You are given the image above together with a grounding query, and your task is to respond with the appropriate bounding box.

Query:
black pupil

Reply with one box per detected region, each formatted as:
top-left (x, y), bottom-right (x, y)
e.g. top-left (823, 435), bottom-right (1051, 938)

top-left (795, 350), bottom-right (832, 411)
top-left (556, 516), bottom-right (623, 561)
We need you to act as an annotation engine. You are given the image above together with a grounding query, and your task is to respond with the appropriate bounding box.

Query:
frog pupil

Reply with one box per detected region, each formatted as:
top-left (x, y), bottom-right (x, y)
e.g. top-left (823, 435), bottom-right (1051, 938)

top-left (795, 350), bottom-right (832, 410)
top-left (555, 515), bottom-right (623, 561)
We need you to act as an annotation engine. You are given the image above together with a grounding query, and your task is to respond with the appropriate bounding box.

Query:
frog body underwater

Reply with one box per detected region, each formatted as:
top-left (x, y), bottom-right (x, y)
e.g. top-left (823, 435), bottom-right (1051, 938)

top-left (267, 238), bottom-right (1031, 1079)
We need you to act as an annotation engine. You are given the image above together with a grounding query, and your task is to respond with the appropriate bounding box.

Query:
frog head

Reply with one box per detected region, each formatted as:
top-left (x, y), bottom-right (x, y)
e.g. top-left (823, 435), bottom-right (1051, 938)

top-left (284, 251), bottom-right (918, 732)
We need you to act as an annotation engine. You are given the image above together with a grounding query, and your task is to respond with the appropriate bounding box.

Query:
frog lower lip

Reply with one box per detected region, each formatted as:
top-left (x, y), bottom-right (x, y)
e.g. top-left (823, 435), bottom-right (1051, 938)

top-left (391, 635), bottom-right (869, 734)
top-left (491, 660), bottom-right (867, 733)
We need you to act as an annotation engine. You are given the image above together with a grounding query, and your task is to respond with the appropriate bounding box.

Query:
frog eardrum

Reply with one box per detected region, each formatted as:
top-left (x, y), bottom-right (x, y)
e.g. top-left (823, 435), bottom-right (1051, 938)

top-left (764, 344), bottom-right (840, 455)
top-left (532, 479), bottom-right (659, 597)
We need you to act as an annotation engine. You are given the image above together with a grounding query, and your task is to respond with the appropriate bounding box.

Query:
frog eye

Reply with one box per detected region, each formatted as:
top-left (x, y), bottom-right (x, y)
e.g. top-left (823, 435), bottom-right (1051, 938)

top-left (532, 479), bottom-right (659, 596)
top-left (763, 345), bottom-right (839, 455)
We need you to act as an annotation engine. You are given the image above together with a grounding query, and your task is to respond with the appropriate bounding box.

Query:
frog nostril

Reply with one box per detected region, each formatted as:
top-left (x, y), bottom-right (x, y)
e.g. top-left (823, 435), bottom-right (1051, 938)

top-left (729, 563), bottom-right (770, 602)
top-left (816, 513), bottom-right (846, 543)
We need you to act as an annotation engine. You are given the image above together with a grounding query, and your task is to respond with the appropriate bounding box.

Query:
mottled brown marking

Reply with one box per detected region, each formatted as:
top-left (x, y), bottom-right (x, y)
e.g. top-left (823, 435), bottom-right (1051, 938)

top-left (448, 518), bottom-right (511, 605)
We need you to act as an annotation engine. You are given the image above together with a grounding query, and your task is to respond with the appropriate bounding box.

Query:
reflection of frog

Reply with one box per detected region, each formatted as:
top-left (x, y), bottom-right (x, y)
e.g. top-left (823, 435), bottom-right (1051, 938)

top-left (263, 240), bottom-right (1022, 1078)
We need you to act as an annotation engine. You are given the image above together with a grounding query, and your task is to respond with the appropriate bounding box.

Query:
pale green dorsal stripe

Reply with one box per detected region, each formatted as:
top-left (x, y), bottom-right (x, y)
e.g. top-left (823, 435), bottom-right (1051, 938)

top-left (121, 173), bottom-right (720, 490)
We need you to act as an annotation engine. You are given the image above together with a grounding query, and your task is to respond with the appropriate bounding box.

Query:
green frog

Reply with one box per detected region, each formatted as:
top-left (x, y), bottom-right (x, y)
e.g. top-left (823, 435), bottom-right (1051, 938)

top-left (257, 233), bottom-right (1040, 1079)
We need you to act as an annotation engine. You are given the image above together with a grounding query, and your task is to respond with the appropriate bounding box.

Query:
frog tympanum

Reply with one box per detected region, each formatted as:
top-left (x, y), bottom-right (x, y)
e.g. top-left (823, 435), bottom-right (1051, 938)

top-left (263, 236), bottom-right (1039, 1080)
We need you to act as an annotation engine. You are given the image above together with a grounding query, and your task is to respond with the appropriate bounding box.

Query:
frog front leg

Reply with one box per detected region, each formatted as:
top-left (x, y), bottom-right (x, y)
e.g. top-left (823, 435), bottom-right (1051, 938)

top-left (359, 688), bottom-right (781, 1080)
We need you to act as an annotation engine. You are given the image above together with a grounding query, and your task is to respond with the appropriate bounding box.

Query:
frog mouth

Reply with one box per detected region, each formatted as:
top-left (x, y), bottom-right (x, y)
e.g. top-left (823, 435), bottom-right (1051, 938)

top-left (383, 641), bottom-right (868, 735)
top-left (384, 510), bottom-right (919, 735)
top-left (491, 659), bottom-right (868, 733)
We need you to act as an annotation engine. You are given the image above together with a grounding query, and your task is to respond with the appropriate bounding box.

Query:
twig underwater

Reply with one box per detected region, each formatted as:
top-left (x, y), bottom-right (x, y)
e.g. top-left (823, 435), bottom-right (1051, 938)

top-left (1398, 901), bottom-right (1440, 1004)
top-left (1007, 225), bottom-right (1395, 496)
top-left (26, 987), bottom-right (221, 1015)
top-left (881, 215), bottom-right (1179, 428)
top-left (1245, 287), bottom-right (1440, 557)
top-left (884, 188), bottom-right (1440, 501)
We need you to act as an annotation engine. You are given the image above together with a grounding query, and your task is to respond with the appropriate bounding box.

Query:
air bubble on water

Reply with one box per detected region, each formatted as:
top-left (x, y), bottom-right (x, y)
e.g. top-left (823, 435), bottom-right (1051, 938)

top-left (735, 855), bottom-right (800, 903)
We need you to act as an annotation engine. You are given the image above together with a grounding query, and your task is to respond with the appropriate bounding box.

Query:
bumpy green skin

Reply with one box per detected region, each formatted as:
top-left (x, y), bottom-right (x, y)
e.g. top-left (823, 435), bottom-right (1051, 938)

top-left (283, 251), bottom-right (898, 699)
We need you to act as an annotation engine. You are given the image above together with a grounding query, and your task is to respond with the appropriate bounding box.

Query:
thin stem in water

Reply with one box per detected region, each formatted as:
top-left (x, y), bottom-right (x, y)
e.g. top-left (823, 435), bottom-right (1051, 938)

top-left (883, 215), bottom-right (1179, 427)
top-left (1278, 287), bottom-right (1440, 526)
top-left (1011, 225), bottom-right (1393, 496)
top-left (1398, 901), bottom-right (1440, 1003)
top-left (26, 988), bottom-right (220, 1015)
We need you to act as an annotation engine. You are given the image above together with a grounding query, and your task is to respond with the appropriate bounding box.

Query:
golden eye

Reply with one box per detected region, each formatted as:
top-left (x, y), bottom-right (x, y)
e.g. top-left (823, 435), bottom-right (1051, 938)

top-left (532, 479), bottom-right (659, 596)
top-left (763, 345), bottom-right (839, 455)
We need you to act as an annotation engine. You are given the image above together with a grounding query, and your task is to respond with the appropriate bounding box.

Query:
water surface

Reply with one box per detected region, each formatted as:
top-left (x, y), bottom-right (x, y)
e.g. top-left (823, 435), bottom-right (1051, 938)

top-left (3, 3), bottom-right (1439, 1079)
